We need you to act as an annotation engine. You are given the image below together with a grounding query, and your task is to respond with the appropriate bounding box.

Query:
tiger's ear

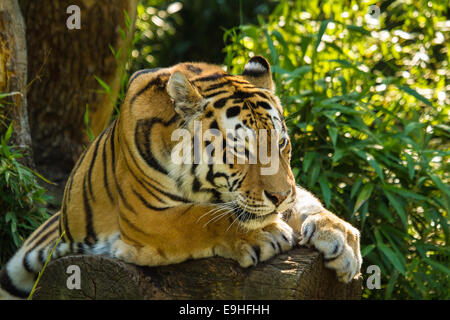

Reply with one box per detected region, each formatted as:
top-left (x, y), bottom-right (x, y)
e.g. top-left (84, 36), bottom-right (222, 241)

top-left (167, 71), bottom-right (203, 116)
top-left (242, 56), bottom-right (274, 92)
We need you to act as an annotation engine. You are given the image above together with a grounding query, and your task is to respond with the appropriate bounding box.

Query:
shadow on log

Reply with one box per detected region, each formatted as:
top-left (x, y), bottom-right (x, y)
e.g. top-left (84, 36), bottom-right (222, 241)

top-left (32, 247), bottom-right (362, 300)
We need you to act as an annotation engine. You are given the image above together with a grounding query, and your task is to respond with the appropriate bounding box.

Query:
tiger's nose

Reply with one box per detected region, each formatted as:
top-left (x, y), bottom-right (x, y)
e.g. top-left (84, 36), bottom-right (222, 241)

top-left (264, 190), bottom-right (290, 206)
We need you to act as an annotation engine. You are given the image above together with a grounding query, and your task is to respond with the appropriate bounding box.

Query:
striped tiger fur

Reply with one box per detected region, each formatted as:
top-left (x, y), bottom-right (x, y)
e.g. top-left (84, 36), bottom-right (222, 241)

top-left (0, 56), bottom-right (361, 299)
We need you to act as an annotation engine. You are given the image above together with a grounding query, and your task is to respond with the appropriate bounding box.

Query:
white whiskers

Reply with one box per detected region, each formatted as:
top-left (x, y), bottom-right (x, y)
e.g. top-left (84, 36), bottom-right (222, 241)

top-left (195, 201), bottom-right (238, 228)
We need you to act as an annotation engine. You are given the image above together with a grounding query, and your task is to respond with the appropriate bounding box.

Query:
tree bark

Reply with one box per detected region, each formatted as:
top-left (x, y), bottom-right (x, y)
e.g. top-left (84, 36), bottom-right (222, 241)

top-left (0, 0), bottom-right (33, 166)
top-left (32, 247), bottom-right (363, 300)
top-left (18, 0), bottom-right (138, 195)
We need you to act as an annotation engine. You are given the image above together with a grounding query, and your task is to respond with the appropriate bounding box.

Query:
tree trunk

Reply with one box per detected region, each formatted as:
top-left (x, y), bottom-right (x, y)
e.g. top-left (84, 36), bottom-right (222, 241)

top-left (32, 248), bottom-right (363, 300)
top-left (18, 0), bottom-right (138, 199)
top-left (0, 0), bottom-right (33, 166)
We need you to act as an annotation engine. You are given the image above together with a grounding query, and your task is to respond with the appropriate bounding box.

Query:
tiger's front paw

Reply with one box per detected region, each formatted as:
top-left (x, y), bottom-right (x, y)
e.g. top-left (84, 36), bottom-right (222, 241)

top-left (232, 220), bottom-right (295, 268)
top-left (299, 211), bottom-right (362, 283)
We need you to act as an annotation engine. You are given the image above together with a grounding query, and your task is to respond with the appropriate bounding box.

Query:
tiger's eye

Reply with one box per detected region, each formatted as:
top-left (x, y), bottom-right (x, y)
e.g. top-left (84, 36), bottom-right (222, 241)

top-left (279, 137), bottom-right (288, 150)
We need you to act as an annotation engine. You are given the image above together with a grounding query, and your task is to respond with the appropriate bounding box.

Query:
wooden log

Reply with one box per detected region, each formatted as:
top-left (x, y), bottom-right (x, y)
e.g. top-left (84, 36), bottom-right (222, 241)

top-left (32, 247), bottom-right (362, 300)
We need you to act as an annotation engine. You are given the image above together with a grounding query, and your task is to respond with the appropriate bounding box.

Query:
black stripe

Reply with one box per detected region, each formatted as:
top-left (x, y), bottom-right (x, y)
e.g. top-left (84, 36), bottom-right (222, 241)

top-left (179, 204), bottom-right (194, 216)
top-left (242, 68), bottom-right (268, 77)
top-left (118, 209), bottom-right (152, 237)
top-left (76, 243), bottom-right (85, 254)
top-left (135, 118), bottom-right (175, 175)
top-left (193, 72), bottom-right (226, 83)
top-left (119, 228), bottom-right (144, 247)
top-left (0, 268), bottom-right (29, 298)
top-left (62, 205), bottom-right (74, 242)
top-left (110, 119), bottom-right (117, 168)
top-left (103, 127), bottom-right (114, 203)
top-left (203, 82), bottom-right (228, 92)
top-left (111, 159), bottom-right (137, 214)
top-left (38, 248), bottom-right (47, 264)
top-left (257, 101), bottom-right (272, 110)
top-left (232, 174), bottom-right (246, 191)
top-left (226, 106), bottom-right (241, 118)
top-left (61, 141), bottom-right (89, 242)
top-left (122, 153), bottom-right (168, 205)
top-left (252, 245), bottom-right (261, 262)
top-left (131, 187), bottom-right (171, 211)
top-left (31, 225), bottom-right (58, 250)
top-left (253, 91), bottom-right (271, 100)
top-left (67, 144), bottom-right (90, 203)
top-left (185, 64), bottom-right (202, 74)
top-left (148, 181), bottom-right (190, 203)
top-left (122, 129), bottom-right (166, 189)
top-left (130, 73), bottom-right (170, 110)
top-left (128, 68), bottom-right (161, 87)
top-left (193, 177), bottom-right (201, 192)
top-left (58, 218), bottom-right (63, 240)
top-left (204, 90), bottom-right (229, 99)
top-left (87, 130), bottom-right (108, 201)
top-left (25, 224), bottom-right (58, 267)
top-left (205, 111), bottom-right (213, 118)
top-left (22, 254), bottom-right (34, 274)
top-left (83, 176), bottom-right (97, 245)
top-left (25, 213), bottom-right (60, 246)
top-left (213, 97), bottom-right (229, 109)
top-left (210, 120), bottom-right (219, 131)
top-left (229, 90), bottom-right (255, 100)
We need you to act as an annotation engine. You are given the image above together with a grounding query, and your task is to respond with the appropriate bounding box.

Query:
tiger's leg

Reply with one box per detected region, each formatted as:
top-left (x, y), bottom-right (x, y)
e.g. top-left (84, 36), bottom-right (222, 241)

top-left (284, 186), bottom-right (362, 283)
top-left (111, 204), bottom-right (295, 268)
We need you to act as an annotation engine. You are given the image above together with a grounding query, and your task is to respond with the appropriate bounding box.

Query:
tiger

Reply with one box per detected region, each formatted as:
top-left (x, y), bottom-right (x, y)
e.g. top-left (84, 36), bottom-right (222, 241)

top-left (0, 56), bottom-right (362, 299)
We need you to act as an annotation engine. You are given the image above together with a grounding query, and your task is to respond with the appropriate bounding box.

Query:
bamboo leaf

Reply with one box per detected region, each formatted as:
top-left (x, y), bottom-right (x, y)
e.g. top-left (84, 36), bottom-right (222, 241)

top-left (354, 183), bottom-right (374, 213)
top-left (361, 244), bottom-right (376, 257)
top-left (428, 173), bottom-right (450, 197)
top-left (314, 20), bottom-right (330, 53)
top-left (378, 242), bottom-right (406, 275)
top-left (350, 179), bottom-right (362, 199)
top-left (94, 75), bottom-right (111, 93)
top-left (423, 258), bottom-right (450, 275)
top-left (383, 189), bottom-right (408, 230)
top-left (4, 123), bottom-right (13, 142)
top-left (318, 174), bottom-right (331, 207)
top-left (405, 153), bottom-right (415, 180)
top-left (395, 84), bottom-right (432, 106)
top-left (328, 127), bottom-right (338, 146)
top-left (302, 152), bottom-right (316, 173)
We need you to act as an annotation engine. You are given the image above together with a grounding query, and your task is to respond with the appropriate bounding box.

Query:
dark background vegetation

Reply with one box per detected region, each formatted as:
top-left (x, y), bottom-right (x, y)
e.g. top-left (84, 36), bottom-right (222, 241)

top-left (1, 0), bottom-right (448, 300)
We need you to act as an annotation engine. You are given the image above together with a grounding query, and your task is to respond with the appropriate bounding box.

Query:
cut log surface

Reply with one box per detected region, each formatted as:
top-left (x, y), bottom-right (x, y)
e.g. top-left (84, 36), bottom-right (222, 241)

top-left (32, 247), bottom-right (362, 300)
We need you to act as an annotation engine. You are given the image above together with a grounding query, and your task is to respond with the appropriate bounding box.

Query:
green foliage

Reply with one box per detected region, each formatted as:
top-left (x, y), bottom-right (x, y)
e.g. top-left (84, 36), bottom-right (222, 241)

top-left (83, 104), bottom-right (95, 143)
top-left (224, 0), bottom-right (449, 299)
top-left (131, 0), bottom-right (276, 71)
top-left (0, 123), bottom-right (51, 266)
top-left (92, 9), bottom-right (140, 120)
top-left (0, 92), bottom-right (22, 134)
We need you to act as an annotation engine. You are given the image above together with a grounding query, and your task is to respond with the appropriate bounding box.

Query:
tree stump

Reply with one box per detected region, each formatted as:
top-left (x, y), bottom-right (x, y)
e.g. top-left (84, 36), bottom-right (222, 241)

top-left (32, 247), bottom-right (362, 300)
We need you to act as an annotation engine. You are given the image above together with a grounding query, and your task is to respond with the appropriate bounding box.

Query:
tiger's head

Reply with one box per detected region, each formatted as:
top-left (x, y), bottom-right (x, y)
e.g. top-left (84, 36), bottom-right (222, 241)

top-left (165, 56), bottom-right (297, 229)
